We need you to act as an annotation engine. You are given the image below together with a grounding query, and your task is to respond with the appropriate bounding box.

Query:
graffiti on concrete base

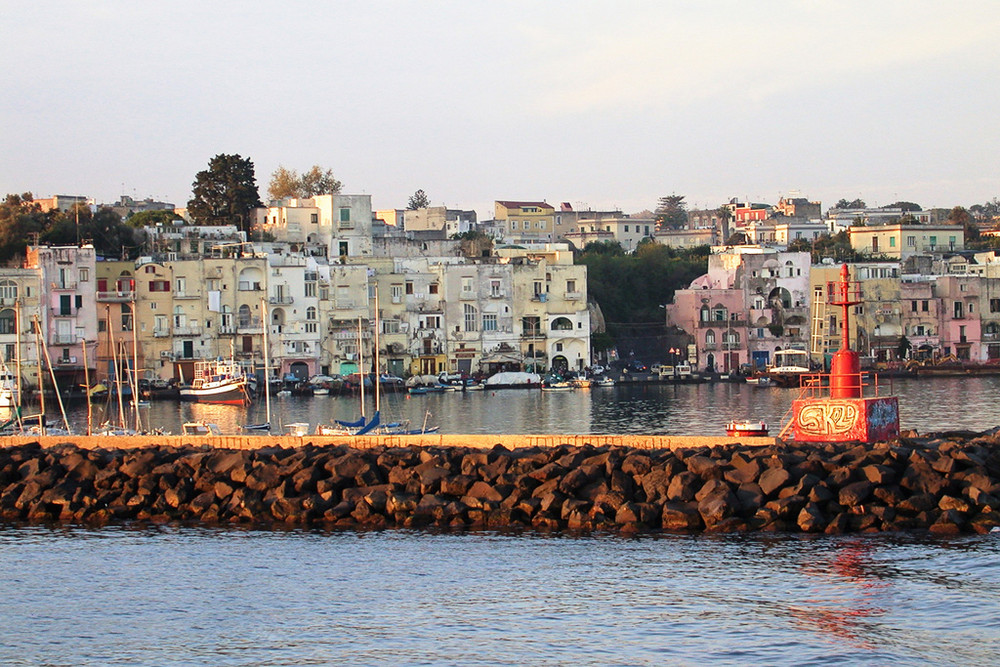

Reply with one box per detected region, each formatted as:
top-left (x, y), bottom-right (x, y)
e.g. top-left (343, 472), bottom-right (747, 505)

top-left (796, 401), bottom-right (861, 436)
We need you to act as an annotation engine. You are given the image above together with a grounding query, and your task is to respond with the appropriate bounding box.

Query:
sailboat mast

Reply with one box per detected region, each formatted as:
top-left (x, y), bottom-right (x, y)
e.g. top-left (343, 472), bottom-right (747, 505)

top-left (130, 292), bottom-right (143, 432)
top-left (357, 316), bottom-right (364, 418)
top-left (261, 297), bottom-right (271, 429)
top-left (14, 298), bottom-right (22, 430)
top-left (32, 314), bottom-right (45, 434)
top-left (81, 333), bottom-right (92, 435)
top-left (373, 284), bottom-right (380, 414)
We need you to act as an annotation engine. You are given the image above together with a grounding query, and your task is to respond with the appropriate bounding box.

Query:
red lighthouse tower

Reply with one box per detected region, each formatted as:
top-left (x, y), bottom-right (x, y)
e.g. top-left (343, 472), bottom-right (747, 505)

top-left (790, 264), bottom-right (900, 442)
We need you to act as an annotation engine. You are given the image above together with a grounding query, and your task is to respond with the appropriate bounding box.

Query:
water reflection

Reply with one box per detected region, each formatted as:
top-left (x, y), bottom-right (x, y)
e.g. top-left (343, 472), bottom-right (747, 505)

top-left (38, 375), bottom-right (1000, 435)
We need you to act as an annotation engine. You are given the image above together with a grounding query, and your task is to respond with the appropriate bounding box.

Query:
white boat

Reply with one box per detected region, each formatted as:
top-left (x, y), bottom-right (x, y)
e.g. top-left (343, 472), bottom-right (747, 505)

top-left (180, 358), bottom-right (250, 405)
top-left (0, 363), bottom-right (19, 408)
top-left (541, 381), bottom-right (574, 392)
top-left (182, 421), bottom-right (223, 436)
top-left (595, 377), bottom-right (615, 387)
top-left (725, 420), bottom-right (769, 437)
top-left (766, 349), bottom-right (812, 387)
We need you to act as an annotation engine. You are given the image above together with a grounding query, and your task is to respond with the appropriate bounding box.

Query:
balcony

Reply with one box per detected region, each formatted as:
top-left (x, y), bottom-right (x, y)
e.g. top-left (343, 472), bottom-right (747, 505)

top-left (218, 325), bottom-right (236, 335)
top-left (173, 291), bottom-right (200, 300)
top-left (51, 307), bottom-right (77, 317)
top-left (269, 295), bottom-right (294, 305)
top-left (153, 328), bottom-right (170, 338)
top-left (55, 356), bottom-right (78, 365)
top-left (50, 281), bottom-right (77, 291)
top-left (521, 330), bottom-right (546, 340)
top-left (97, 291), bottom-right (134, 302)
top-left (564, 291), bottom-right (582, 301)
top-left (172, 326), bottom-right (203, 336)
top-left (531, 294), bottom-right (548, 303)
top-left (51, 334), bottom-right (77, 345)
top-left (236, 319), bottom-right (264, 335)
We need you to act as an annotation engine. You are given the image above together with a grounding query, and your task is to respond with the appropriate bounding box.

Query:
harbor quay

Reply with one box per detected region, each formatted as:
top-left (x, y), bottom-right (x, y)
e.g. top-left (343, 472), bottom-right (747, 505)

top-left (1, 431), bottom-right (999, 535)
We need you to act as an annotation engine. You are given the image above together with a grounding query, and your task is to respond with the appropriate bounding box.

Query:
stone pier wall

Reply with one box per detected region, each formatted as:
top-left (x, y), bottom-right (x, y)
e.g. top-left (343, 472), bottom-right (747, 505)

top-left (1, 432), bottom-right (999, 534)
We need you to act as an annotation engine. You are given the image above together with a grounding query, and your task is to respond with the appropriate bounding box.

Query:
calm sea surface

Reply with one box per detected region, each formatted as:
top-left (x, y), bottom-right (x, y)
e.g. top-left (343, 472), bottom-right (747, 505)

top-left (1, 527), bottom-right (998, 666)
top-left (41, 374), bottom-right (1000, 436)
top-left (5, 376), bottom-right (1000, 665)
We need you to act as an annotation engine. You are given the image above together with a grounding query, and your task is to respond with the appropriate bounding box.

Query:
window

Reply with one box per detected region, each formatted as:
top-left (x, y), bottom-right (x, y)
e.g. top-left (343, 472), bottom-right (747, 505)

top-left (889, 237), bottom-right (896, 247)
top-left (490, 279), bottom-right (501, 297)
top-left (533, 281), bottom-right (543, 296)
top-left (991, 298), bottom-right (1000, 313)
top-left (121, 304), bottom-right (133, 332)
top-left (175, 277), bottom-right (186, 294)
top-left (511, 221), bottom-right (518, 231)
top-left (461, 277), bottom-right (474, 297)
top-left (483, 313), bottom-right (497, 331)
top-left (429, 283), bottom-right (439, 295)
top-left (463, 304), bottom-right (477, 331)
top-left (911, 301), bottom-right (917, 312)
top-left (339, 208), bottom-right (350, 222)
top-left (310, 213), bottom-right (318, 223)
top-left (566, 280), bottom-right (576, 293)
top-left (382, 320), bottom-right (400, 334)
top-left (705, 330), bottom-right (716, 346)
top-left (391, 285), bottom-right (403, 303)
top-left (423, 315), bottom-right (441, 329)
top-left (149, 280), bottom-right (170, 292)
top-left (405, 282), bottom-right (414, 295)
top-left (930, 236), bottom-right (937, 246)
top-left (0, 310), bottom-right (14, 335)
top-left (78, 268), bottom-right (89, 282)
top-left (907, 236), bottom-right (916, 247)
top-left (304, 282), bottom-right (316, 297)
top-left (306, 306), bottom-right (317, 321)
top-left (0, 280), bottom-right (17, 301)
top-left (624, 225), bottom-right (629, 232)
top-left (922, 301), bottom-right (929, 312)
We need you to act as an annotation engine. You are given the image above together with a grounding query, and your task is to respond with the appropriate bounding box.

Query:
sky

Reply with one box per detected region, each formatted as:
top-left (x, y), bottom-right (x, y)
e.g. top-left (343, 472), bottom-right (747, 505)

top-left (3, 1), bottom-right (999, 220)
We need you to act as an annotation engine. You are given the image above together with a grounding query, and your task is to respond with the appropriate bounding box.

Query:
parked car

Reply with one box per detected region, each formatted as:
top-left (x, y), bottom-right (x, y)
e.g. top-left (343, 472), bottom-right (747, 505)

top-left (626, 360), bottom-right (648, 373)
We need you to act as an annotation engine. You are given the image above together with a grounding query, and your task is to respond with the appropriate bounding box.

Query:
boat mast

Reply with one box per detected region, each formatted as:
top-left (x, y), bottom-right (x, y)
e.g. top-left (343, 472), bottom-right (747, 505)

top-left (357, 316), bottom-right (365, 419)
top-left (32, 314), bottom-right (45, 434)
top-left (261, 297), bottom-right (271, 429)
top-left (373, 283), bottom-right (380, 415)
top-left (81, 332), bottom-right (92, 435)
top-left (108, 306), bottom-right (126, 429)
top-left (129, 292), bottom-right (143, 432)
top-left (35, 314), bottom-right (71, 434)
top-left (13, 297), bottom-right (23, 431)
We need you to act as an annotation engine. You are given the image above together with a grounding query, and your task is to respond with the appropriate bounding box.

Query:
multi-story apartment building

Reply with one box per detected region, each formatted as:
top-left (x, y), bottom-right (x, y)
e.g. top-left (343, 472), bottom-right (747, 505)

top-left (666, 247), bottom-right (811, 372)
top-left (564, 216), bottom-right (656, 252)
top-left (399, 206), bottom-right (477, 237)
top-left (318, 263), bottom-right (370, 377)
top-left (0, 266), bottom-right (42, 391)
top-left (255, 194), bottom-right (374, 258)
top-left (25, 245), bottom-right (99, 392)
top-left (494, 201), bottom-right (556, 244)
top-left (810, 262), bottom-right (902, 362)
top-left (266, 254), bottom-right (322, 381)
top-left (850, 223), bottom-right (965, 260)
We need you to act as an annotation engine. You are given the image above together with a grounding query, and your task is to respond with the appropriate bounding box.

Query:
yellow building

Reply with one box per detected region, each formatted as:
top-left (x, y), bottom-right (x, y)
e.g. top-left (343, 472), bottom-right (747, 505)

top-left (849, 224), bottom-right (964, 260)
top-left (495, 201), bottom-right (556, 243)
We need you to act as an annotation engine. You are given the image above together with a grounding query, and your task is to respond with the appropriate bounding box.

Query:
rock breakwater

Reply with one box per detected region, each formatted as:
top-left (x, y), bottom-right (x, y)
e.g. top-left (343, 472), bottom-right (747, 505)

top-left (2, 432), bottom-right (1000, 534)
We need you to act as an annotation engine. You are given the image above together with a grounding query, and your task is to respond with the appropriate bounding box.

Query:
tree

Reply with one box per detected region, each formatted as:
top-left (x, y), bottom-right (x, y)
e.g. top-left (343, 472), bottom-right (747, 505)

top-left (125, 209), bottom-right (181, 228)
top-left (267, 164), bottom-right (343, 201)
top-left (39, 205), bottom-right (143, 259)
top-left (0, 193), bottom-right (45, 264)
top-left (407, 189), bottom-right (430, 210)
top-left (835, 198), bottom-right (866, 209)
top-left (188, 154), bottom-right (262, 230)
top-left (655, 195), bottom-right (687, 229)
top-left (948, 206), bottom-right (978, 243)
top-left (889, 201), bottom-right (922, 212)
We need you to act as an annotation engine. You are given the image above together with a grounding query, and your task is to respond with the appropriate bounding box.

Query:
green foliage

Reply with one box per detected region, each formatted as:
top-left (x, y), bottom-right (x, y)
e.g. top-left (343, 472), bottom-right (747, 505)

top-left (267, 164), bottom-right (342, 200)
top-left (835, 198), bottom-right (866, 209)
top-left (407, 189), bottom-right (430, 210)
top-left (126, 209), bottom-right (181, 228)
top-left (655, 195), bottom-right (687, 229)
top-left (889, 201), bottom-right (922, 212)
top-left (580, 240), bottom-right (624, 256)
top-left (188, 154), bottom-right (262, 230)
top-left (787, 230), bottom-right (864, 263)
top-left (579, 243), bottom-right (707, 326)
top-left (451, 230), bottom-right (490, 242)
top-left (0, 194), bottom-right (45, 264)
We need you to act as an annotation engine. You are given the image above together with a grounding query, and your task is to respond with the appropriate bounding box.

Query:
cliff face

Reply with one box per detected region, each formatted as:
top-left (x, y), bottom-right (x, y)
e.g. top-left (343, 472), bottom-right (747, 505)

top-left (2, 433), bottom-right (999, 534)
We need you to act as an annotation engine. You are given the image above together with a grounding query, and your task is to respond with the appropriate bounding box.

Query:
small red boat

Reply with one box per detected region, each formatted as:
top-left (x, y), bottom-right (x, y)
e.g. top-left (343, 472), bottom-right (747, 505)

top-left (725, 420), bottom-right (769, 437)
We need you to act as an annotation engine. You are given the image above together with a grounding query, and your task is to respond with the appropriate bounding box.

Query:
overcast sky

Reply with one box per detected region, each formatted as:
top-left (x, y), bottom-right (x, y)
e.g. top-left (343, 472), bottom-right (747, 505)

top-left (3, 1), bottom-right (999, 219)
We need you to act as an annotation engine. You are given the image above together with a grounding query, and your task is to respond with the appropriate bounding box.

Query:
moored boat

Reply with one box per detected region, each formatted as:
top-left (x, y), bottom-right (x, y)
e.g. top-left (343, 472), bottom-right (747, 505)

top-left (179, 358), bottom-right (250, 405)
top-left (725, 420), bottom-right (769, 437)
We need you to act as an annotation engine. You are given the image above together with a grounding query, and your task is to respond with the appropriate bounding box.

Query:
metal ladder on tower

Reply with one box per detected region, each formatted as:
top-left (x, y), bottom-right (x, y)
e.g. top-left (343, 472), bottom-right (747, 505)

top-left (810, 285), bottom-right (831, 362)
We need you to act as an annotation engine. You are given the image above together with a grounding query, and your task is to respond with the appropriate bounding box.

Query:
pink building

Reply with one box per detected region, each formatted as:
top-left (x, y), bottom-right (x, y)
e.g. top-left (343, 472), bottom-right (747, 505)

top-left (25, 245), bottom-right (99, 392)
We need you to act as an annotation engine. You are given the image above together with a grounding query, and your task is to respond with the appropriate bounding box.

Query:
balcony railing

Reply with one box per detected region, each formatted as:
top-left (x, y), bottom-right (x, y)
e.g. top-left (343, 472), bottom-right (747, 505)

top-left (51, 307), bottom-right (77, 317)
top-left (153, 328), bottom-right (170, 338)
top-left (564, 291), bottom-right (582, 301)
top-left (269, 295), bottom-right (294, 305)
top-left (172, 326), bottom-right (203, 336)
top-left (51, 334), bottom-right (77, 345)
top-left (50, 281), bottom-right (77, 290)
top-left (97, 291), bottom-right (134, 302)
top-left (173, 291), bottom-right (200, 299)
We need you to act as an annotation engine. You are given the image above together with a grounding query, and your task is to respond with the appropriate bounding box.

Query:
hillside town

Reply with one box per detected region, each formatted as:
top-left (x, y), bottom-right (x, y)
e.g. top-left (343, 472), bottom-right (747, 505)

top-left (2, 181), bottom-right (1000, 396)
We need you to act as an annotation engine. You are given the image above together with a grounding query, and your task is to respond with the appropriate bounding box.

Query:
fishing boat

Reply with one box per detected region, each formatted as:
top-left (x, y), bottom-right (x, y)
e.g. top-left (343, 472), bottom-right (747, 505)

top-left (594, 376), bottom-right (615, 387)
top-left (541, 380), bottom-right (574, 392)
top-left (180, 358), bottom-right (250, 405)
top-left (765, 349), bottom-right (812, 387)
top-left (725, 420), bottom-right (769, 437)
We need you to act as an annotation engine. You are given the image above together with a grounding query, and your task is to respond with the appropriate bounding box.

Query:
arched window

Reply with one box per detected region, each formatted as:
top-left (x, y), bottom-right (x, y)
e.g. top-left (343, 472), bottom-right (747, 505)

top-left (550, 317), bottom-right (573, 331)
top-left (306, 306), bottom-right (317, 320)
top-left (712, 304), bottom-right (728, 321)
top-left (700, 306), bottom-right (710, 322)
top-left (705, 330), bottom-right (716, 346)
top-left (0, 280), bottom-right (17, 301)
top-left (238, 304), bottom-right (251, 327)
top-left (463, 303), bottom-right (478, 331)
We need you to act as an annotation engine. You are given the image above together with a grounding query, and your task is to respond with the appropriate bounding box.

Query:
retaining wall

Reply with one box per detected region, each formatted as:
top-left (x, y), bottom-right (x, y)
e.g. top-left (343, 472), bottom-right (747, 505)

top-left (1, 431), bottom-right (998, 534)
